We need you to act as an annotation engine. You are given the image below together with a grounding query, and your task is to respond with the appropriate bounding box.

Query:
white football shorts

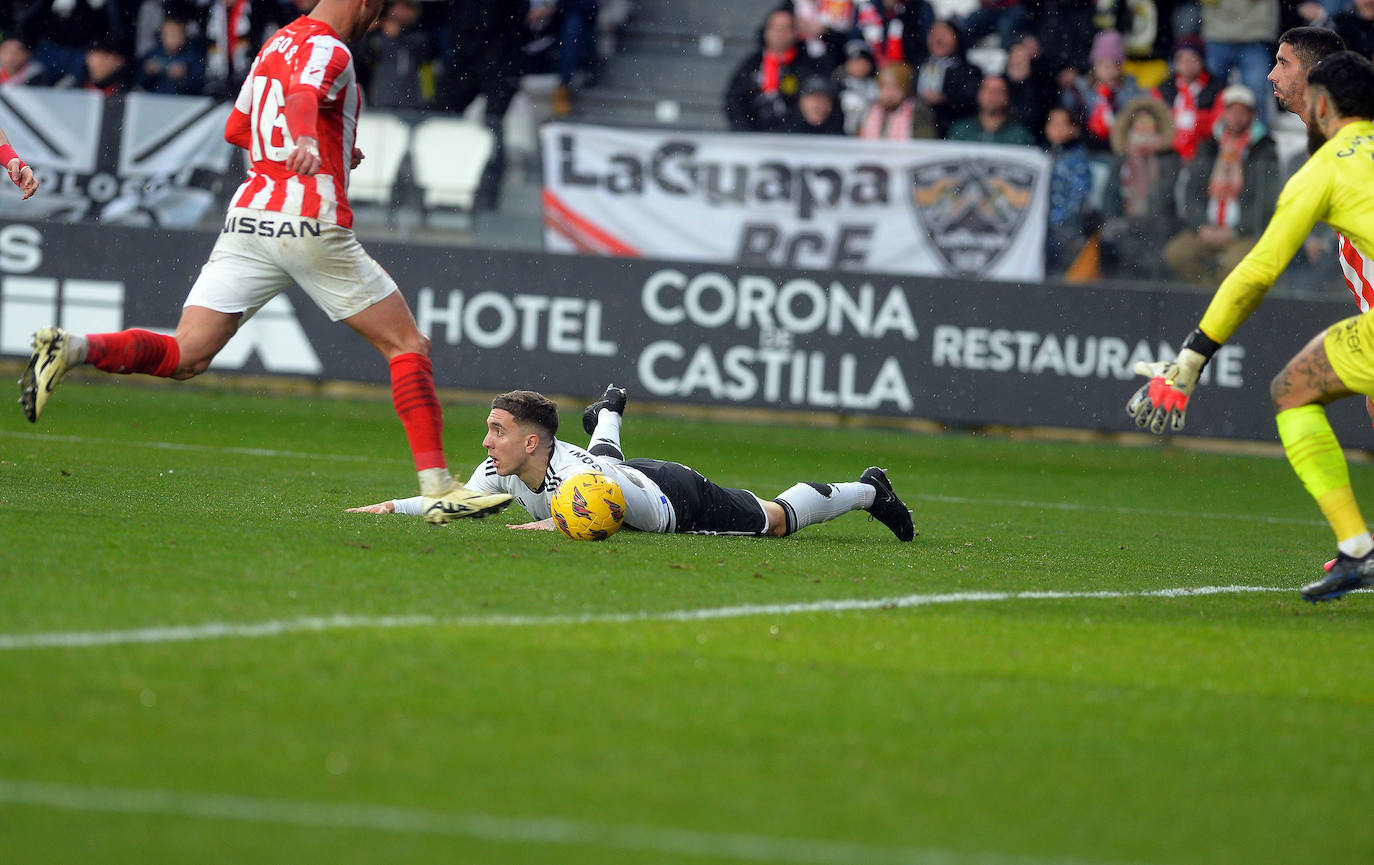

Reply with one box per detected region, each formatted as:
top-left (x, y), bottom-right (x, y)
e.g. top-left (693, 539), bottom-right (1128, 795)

top-left (184, 208), bottom-right (397, 322)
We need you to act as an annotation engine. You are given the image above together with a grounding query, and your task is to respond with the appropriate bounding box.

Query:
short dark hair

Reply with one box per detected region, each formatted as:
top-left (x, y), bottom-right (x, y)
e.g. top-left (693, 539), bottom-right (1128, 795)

top-left (1279, 26), bottom-right (1346, 70)
top-left (491, 390), bottom-right (559, 440)
top-left (1307, 51), bottom-right (1374, 119)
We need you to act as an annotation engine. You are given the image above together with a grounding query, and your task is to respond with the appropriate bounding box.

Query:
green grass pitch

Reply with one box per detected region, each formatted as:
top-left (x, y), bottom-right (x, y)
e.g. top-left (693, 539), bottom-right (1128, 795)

top-left (3, 380), bottom-right (1374, 865)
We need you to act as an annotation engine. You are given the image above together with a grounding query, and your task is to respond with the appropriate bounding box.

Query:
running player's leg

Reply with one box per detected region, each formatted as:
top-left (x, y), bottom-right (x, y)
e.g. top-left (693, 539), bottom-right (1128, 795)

top-left (582, 383), bottom-right (626, 462)
top-left (773, 467), bottom-right (914, 541)
top-left (19, 230), bottom-right (276, 422)
top-left (297, 226), bottom-right (509, 523)
top-left (1272, 319), bottom-right (1374, 600)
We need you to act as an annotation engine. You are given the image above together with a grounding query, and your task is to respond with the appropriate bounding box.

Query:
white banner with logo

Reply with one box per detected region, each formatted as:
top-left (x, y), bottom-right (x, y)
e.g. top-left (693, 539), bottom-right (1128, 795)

top-left (541, 123), bottom-right (1051, 281)
top-left (0, 87), bottom-right (234, 228)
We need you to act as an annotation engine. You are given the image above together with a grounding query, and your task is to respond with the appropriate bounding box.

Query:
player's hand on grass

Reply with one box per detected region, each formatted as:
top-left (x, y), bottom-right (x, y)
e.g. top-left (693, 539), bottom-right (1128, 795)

top-left (508, 518), bottom-right (558, 531)
top-left (7, 159), bottom-right (36, 199)
top-left (287, 136), bottom-right (322, 176)
top-left (346, 501), bottom-right (395, 514)
top-left (1126, 347), bottom-right (1208, 434)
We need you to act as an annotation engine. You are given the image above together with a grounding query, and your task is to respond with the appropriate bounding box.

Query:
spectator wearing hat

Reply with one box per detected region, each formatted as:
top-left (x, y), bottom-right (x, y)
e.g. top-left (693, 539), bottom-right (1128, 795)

top-left (857, 62), bottom-right (938, 138)
top-left (1163, 83), bottom-right (1279, 286)
top-left (1200, 0), bottom-right (1278, 123)
top-left (1334, 0), bottom-right (1374, 62)
top-left (947, 75), bottom-right (1036, 144)
top-left (785, 75), bottom-right (847, 134)
top-left (836, 38), bottom-right (880, 134)
top-left (856, 0), bottom-right (934, 69)
top-left (914, 19), bottom-right (981, 133)
top-left (1153, 35), bottom-right (1224, 161)
top-left (1078, 29), bottom-right (1143, 151)
top-left (724, 6), bottom-right (830, 133)
top-left (1099, 97), bottom-right (1181, 278)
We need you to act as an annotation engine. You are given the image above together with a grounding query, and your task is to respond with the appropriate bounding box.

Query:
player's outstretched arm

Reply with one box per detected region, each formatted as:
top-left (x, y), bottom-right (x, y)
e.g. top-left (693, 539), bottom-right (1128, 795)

top-left (346, 496), bottom-right (424, 515)
top-left (346, 500), bottom-right (397, 514)
top-left (0, 129), bottom-right (37, 199)
top-left (1125, 329), bottom-right (1220, 434)
top-left (508, 518), bottom-right (558, 531)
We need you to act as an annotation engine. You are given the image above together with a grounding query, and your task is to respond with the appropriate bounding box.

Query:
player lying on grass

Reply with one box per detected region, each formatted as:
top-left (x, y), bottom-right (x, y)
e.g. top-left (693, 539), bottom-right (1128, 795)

top-left (17, 0), bottom-right (508, 525)
top-left (348, 386), bottom-right (915, 541)
top-left (1124, 52), bottom-right (1374, 602)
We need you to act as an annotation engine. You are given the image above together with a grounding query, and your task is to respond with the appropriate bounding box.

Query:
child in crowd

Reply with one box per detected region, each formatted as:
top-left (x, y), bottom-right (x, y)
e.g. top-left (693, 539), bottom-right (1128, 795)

top-left (1043, 105), bottom-right (1094, 274)
top-left (857, 62), bottom-right (937, 139)
top-left (835, 38), bottom-right (879, 135)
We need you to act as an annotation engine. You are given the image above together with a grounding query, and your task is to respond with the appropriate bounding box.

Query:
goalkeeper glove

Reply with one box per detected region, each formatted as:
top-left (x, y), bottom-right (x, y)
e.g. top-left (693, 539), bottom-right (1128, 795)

top-left (1125, 329), bottom-right (1220, 434)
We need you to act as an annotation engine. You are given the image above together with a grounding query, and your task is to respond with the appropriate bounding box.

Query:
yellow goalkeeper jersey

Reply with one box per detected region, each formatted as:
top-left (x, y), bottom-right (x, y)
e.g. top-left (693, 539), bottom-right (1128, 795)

top-left (1199, 119), bottom-right (1374, 344)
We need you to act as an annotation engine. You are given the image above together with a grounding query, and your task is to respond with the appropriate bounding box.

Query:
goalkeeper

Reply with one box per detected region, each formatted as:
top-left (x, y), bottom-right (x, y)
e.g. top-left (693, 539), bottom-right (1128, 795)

top-left (1124, 51), bottom-right (1374, 602)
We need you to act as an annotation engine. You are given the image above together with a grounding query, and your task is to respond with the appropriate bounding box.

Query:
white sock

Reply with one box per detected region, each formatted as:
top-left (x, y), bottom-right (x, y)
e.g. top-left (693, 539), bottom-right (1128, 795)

top-left (68, 333), bottom-right (88, 364)
top-left (1338, 533), bottom-right (1373, 558)
top-left (589, 409), bottom-right (624, 462)
top-left (418, 467), bottom-right (454, 497)
top-left (773, 481), bottom-right (875, 534)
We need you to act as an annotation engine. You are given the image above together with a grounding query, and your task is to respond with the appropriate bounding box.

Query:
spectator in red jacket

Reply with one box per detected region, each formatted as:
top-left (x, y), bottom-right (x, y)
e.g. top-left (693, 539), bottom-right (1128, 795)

top-left (1153, 35), bottom-right (1225, 161)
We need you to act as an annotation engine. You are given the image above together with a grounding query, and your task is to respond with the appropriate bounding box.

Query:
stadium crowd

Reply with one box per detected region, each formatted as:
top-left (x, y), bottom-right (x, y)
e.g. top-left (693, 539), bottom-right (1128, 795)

top-left (0, 0), bottom-right (604, 113)
top-left (723, 0), bottom-right (1374, 284)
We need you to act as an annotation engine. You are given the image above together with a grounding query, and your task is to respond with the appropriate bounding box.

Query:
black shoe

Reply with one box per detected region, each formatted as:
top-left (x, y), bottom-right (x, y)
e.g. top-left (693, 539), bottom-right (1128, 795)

top-left (860, 466), bottom-right (914, 542)
top-left (582, 384), bottom-right (627, 436)
top-left (1301, 549), bottom-right (1374, 602)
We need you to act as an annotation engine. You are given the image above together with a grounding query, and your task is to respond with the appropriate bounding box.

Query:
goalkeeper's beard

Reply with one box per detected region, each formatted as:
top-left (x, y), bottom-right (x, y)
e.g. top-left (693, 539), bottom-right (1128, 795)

top-left (1308, 124), bottom-right (1327, 156)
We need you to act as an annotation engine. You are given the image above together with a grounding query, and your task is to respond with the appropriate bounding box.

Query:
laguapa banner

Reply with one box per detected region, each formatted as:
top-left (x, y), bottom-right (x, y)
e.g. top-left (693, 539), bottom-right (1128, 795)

top-left (0, 87), bottom-right (235, 228)
top-left (0, 220), bottom-right (1367, 442)
top-left (540, 122), bottom-right (1051, 281)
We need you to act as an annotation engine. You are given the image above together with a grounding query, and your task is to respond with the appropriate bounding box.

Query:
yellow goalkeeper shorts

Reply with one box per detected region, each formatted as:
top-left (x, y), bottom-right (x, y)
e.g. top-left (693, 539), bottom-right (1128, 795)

top-left (1324, 312), bottom-right (1374, 395)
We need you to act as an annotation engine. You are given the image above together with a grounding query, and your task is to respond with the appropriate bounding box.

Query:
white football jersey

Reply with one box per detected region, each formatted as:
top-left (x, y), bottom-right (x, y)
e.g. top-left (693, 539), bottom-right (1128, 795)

top-left (394, 439), bottom-right (674, 532)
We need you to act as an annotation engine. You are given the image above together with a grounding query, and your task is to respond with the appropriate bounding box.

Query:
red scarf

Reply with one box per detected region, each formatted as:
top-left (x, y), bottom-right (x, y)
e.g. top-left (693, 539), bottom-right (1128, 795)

top-left (860, 99), bottom-right (917, 139)
top-left (1207, 125), bottom-right (1252, 226)
top-left (857, 2), bottom-right (906, 65)
top-left (1168, 71), bottom-right (1214, 160)
top-left (760, 48), bottom-right (797, 95)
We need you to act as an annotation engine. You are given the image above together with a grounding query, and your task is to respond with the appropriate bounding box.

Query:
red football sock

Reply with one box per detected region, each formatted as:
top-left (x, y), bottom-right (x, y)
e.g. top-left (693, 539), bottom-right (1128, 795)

top-left (85, 330), bottom-right (180, 377)
top-left (389, 352), bottom-right (446, 472)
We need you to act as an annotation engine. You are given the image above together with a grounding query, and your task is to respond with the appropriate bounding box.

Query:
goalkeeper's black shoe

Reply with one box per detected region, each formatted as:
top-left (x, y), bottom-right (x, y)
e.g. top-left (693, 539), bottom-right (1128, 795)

top-left (1301, 549), bottom-right (1374, 603)
top-left (860, 466), bottom-right (914, 542)
top-left (582, 384), bottom-right (627, 436)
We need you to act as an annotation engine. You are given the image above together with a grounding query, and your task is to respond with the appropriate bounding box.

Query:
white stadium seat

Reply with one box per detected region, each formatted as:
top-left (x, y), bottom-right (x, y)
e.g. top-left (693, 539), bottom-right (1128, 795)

top-left (409, 117), bottom-right (495, 218)
top-left (349, 112), bottom-right (411, 207)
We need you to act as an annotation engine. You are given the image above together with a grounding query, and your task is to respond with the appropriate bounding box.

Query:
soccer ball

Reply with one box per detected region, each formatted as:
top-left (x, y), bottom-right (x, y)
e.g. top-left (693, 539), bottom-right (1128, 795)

top-left (551, 472), bottom-right (625, 541)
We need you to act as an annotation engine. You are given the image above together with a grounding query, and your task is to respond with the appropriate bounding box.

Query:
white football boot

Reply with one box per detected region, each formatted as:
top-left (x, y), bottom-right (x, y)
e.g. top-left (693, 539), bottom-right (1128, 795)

top-left (19, 326), bottom-right (78, 423)
top-left (420, 483), bottom-right (513, 524)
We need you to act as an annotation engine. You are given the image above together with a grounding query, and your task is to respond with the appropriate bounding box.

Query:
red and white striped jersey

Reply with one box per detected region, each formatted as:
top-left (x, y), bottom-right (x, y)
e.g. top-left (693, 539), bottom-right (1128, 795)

top-left (227, 16), bottom-right (360, 228)
top-left (1339, 233), bottom-right (1374, 312)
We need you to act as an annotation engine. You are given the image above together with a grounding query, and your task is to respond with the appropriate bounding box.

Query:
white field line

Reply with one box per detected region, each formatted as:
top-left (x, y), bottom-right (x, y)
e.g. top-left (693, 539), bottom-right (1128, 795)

top-left (0, 778), bottom-right (1152, 865)
top-left (0, 586), bottom-right (1296, 652)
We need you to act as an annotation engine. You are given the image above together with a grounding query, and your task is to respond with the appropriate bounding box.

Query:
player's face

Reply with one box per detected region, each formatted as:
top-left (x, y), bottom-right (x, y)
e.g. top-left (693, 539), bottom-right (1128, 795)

top-left (482, 409), bottom-right (537, 477)
top-left (1269, 42), bottom-right (1307, 117)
